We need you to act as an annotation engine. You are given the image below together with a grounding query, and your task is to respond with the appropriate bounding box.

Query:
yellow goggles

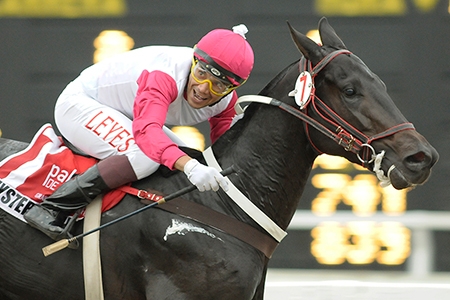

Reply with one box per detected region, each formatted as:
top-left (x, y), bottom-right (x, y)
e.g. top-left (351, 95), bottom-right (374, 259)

top-left (190, 58), bottom-right (238, 96)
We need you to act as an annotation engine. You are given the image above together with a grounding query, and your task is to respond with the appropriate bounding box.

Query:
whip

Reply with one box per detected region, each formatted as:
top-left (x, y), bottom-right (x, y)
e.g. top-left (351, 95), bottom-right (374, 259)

top-left (42, 166), bottom-right (235, 256)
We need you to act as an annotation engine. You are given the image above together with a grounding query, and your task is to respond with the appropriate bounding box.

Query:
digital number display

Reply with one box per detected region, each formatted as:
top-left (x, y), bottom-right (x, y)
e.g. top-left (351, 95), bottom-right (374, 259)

top-left (309, 155), bottom-right (410, 266)
top-left (311, 221), bottom-right (410, 265)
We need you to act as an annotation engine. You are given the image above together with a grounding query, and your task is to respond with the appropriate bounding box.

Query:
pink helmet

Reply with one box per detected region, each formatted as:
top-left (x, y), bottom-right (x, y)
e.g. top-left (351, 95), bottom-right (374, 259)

top-left (194, 24), bottom-right (254, 86)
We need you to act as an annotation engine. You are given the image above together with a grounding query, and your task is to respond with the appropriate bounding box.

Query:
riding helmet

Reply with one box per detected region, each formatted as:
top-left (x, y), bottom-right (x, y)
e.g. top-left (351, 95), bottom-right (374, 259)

top-left (194, 24), bottom-right (254, 86)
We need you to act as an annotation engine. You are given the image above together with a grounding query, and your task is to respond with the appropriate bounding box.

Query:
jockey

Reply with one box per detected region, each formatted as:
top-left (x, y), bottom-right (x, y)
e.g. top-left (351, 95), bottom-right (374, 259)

top-left (24, 24), bottom-right (254, 241)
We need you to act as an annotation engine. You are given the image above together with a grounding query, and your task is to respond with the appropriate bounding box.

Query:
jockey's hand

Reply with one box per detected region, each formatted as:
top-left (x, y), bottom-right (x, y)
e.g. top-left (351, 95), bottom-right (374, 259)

top-left (183, 159), bottom-right (229, 192)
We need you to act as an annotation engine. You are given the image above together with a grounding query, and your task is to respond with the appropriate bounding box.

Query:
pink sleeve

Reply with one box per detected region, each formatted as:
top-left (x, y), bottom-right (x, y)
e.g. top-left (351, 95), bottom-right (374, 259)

top-left (132, 70), bottom-right (186, 169)
top-left (208, 91), bottom-right (238, 143)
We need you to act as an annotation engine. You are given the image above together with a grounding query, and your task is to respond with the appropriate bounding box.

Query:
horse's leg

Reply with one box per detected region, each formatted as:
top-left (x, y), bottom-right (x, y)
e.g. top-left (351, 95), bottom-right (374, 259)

top-left (252, 262), bottom-right (269, 300)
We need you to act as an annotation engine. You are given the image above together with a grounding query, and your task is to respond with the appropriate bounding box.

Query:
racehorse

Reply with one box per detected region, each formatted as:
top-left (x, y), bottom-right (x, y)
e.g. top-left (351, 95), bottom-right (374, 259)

top-left (0, 17), bottom-right (438, 300)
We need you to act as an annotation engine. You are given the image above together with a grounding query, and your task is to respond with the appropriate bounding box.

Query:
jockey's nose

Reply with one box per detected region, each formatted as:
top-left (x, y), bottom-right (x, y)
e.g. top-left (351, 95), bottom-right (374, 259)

top-left (197, 82), bottom-right (211, 94)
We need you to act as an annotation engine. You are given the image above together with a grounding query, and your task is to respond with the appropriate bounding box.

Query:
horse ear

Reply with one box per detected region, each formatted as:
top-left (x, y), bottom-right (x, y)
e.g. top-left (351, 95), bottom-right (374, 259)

top-left (287, 21), bottom-right (322, 65)
top-left (318, 17), bottom-right (347, 49)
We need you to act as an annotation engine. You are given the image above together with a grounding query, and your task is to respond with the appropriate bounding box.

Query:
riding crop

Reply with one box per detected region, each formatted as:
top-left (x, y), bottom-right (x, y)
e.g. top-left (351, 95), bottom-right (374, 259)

top-left (42, 165), bottom-right (236, 256)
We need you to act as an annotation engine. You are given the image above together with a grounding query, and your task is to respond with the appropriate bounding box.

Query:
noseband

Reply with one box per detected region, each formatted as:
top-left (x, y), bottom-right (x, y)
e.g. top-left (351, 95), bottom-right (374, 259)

top-left (236, 50), bottom-right (415, 184)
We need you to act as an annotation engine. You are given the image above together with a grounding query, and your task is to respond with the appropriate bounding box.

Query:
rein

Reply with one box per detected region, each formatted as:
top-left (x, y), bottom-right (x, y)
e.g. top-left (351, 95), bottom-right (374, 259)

top-left (237, 50), bottom-right (415, 166)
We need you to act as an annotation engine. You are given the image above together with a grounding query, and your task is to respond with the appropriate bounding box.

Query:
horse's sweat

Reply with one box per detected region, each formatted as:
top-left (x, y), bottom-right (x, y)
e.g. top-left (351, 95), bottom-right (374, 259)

top-left (163, 218), bottom-right (224, 242)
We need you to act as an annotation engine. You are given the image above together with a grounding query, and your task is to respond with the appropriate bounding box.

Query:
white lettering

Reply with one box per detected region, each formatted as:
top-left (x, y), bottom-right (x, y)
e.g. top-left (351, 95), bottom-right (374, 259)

top-left (42, 164), bottom-right (77, 191)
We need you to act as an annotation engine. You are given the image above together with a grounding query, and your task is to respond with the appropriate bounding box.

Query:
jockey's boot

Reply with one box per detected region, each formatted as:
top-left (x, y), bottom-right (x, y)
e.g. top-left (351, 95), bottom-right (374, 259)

top-left (24, 155), bottom-right (137, 241)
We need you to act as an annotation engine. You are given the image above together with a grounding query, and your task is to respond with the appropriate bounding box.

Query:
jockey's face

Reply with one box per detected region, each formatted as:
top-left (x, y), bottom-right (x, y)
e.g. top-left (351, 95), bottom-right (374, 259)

top-left (185, 71), bottom-right (224, 109)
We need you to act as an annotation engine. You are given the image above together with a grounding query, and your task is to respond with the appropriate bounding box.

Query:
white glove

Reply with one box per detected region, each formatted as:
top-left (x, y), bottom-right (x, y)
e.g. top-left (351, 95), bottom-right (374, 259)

top-left (183, 159), bottom-right (229, 192)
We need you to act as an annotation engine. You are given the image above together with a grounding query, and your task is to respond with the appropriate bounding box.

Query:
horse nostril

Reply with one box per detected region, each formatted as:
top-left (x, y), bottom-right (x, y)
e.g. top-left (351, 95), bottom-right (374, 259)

top-left (404, 150), bottom-right (434, 173)
top-left (402, 143), bottom-right (439, 173)
top-left (407, 151), bottom-right (426, 164)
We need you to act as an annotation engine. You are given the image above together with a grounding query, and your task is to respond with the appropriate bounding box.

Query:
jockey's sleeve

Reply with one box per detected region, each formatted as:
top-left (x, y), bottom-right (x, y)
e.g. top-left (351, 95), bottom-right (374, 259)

top-left (208, 91), bottom-right (238, 143)
top-left (133, 70), bottom-right (186, 170)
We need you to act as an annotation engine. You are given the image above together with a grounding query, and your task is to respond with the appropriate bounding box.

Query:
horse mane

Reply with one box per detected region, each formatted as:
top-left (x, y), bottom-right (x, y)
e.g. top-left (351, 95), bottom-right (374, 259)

top-left (212, 58), bottom-right (302, 158)
top-left (258, 59), bottom-right (300, 96)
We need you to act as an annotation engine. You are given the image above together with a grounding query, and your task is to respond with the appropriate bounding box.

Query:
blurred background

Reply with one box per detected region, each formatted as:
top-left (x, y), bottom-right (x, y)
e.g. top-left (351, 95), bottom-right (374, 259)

top-left (0, 0), bottom-right (449, 298)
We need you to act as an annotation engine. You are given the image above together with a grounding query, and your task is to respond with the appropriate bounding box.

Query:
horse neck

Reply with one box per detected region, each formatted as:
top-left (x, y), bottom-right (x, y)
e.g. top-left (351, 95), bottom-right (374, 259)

top-left (212, 104), bottom-right (317, 230)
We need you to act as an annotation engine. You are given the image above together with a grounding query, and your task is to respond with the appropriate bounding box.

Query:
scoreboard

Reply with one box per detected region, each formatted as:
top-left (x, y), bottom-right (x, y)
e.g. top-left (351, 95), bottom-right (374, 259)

top-left (269, 155), bottom-right (413, 271)
top-left (267, 151), bottom-right (450, 277)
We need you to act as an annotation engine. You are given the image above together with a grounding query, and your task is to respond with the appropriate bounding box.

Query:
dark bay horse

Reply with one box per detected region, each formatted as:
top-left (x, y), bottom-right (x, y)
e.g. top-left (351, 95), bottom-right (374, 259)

top-left (0, 18), bottom-right (438, 300)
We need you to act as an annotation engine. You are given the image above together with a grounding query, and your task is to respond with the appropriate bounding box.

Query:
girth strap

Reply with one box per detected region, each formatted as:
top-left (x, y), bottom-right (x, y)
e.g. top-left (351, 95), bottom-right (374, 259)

top-left (157, 197), bottom-right (278, 258)
top-left (83, 196), bottom-right (105, 300)
top-left (120, 185), bottom-right (279, 258)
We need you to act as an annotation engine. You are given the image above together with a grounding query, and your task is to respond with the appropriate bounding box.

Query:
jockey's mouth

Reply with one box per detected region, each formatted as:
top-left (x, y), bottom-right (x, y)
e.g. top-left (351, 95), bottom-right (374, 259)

top-left (193, 89), bottom-right (209, 101)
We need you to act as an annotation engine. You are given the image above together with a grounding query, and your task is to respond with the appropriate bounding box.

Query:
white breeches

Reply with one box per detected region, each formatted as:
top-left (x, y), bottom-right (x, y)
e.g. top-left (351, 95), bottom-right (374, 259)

top-left (54, 81), bottom-right (187, 179)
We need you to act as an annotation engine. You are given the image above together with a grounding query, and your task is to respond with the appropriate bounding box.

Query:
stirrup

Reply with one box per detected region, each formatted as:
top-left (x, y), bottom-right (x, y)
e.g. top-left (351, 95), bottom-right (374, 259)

top-left (57, 210), bottom-right (81, 249)
top-left (24, 205), bottom-right (63, 240)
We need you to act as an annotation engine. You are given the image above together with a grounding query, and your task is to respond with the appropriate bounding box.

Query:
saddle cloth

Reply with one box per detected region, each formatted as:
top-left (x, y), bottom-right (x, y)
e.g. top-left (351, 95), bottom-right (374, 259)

top-left (0, 123), bottom-right (126, 222)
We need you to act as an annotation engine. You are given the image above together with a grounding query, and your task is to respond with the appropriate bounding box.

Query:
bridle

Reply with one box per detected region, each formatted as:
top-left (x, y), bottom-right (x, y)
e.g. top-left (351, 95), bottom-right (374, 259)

top-left (235, 49), bottom-right (415, 184)
top-left (286, 49), bottom-right (415, 165)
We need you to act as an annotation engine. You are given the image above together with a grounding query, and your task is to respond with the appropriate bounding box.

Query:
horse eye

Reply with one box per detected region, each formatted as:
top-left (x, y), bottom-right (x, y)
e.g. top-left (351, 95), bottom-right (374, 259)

top-left (344, 88), bottom-right (356, 96)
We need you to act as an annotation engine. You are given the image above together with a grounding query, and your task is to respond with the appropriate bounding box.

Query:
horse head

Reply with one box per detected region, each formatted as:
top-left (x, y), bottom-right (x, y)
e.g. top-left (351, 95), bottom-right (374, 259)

top-left (286, 17), bottom-right (438, 190)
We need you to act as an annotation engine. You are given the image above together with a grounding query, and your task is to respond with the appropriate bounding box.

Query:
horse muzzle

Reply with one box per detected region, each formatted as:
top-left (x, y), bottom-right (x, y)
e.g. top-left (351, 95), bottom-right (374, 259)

top-left (384, 140), bottom-right (439, 190)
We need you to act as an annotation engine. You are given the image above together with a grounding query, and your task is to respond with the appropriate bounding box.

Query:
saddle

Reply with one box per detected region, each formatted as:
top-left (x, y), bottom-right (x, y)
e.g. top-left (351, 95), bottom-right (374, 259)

top-left (0, 124), bottom-right (125, 223)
